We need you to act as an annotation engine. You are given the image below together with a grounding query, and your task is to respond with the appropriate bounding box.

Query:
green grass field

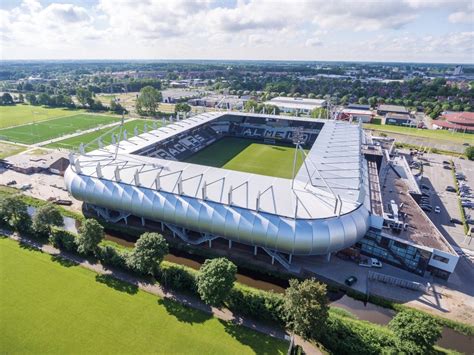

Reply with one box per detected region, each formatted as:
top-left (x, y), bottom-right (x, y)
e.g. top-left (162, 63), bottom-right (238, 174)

top-left (47, 119), bottom-right (158, 151)
top-left (364, 123), bottom-right (473, 145)
top-left (0, 238), bottom-right (287, 354)
top-left (185, 137), bottom-right (306, 179)
top-left (0, 104), bottom-right (81, 129)
top-left (0, 114), bottom-right (120, 144)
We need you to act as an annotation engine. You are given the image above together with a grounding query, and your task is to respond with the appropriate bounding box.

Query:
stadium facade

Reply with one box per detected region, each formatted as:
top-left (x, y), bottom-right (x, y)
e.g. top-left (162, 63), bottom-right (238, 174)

top-left (65, 112), bottom-right (372, 257)
top-left (64, 111), bottom-right (458, 278)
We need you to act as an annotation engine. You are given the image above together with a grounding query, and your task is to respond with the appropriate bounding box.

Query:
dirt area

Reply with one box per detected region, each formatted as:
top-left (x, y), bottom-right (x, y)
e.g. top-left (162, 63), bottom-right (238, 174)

top-left (0, 168), bottom-right (82, 212)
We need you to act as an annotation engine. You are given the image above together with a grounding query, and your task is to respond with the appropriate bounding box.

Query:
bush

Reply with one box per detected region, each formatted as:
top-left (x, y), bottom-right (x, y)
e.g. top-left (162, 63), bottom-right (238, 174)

top-left (157, 261), bottom-right (198, 294)
top-left (227, 286), bottom-right (285, 324)
top-left (49, 228), bottom-right (77, 252)
top-left (320, 314), bottom-right (398, 355)
top-left (97, 245), bottom-right (129, 269)
top-left (465, 146), bottom-right (474, 161)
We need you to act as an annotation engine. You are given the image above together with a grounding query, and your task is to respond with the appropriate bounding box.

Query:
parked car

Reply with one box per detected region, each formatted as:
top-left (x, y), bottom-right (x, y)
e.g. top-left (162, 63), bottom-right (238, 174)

top-left (6, 180), bottom-right (16, 186)
top-left (421, 184), bottom-right (430, 190)
top-left (359, 258), bottom-right (383, 268)
top-left (421, 206), bottom-right (432, 212)
top-left (19, 184), bottom-right (32, 191)
top-left (345, 276), bottom-right (358, 286)
top-left (450, 218), bottom-right (462, 225)
top-left (442, 160), bottom-right (450, 165)
top-left (443, 165), bottom-right (452, 170)
top-left (446, 186), bottom-right (456, 192)
top-left (435, 206), bottom-right (441, 213)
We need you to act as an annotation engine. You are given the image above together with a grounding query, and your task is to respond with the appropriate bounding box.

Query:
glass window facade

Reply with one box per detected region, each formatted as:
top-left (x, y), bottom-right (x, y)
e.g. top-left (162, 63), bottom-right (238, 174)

top-left (356, 228), bottom-right (431, 276)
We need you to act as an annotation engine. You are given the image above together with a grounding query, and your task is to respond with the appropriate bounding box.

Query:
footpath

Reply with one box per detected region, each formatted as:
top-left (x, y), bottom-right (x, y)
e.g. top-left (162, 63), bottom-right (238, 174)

top-left (4, 231), bottom-right (322, 355)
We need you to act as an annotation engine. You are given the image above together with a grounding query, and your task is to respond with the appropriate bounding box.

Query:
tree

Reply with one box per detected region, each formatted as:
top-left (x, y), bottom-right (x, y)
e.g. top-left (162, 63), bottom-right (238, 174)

top-left (76, 218), bottom-right (104, 255)
top-left (18, 93), bottom-right (24, 103)
top-left (244, 99), bottom-right (258, 112)
top-left (0, 93), bottom-right (14, 105)
top-left (127, 232), bottom-right (168, 276)
top-left (32, 203), bottom-right (63, 237)
top-left (136, 86), bottom-right (162, 116)
top-left (25, 93), bottom-right (37, 105)
top-left (197, 257), bottom-right (237, 306)
top-left (38, 93), bottom-right (51, 106)
top-left (174, 102), bottom-right (191, 113)
top-left (284, 278), bottom-right (329, 340)
top-left (110, 99), bottom-right (126, 114)
top-left (311, 107), bottom-right (328, 119)
top-left (0, 196), bottom-right (31, 232)
top-left (465, 146), bottom-right (474, 160)
top-left (389, 310), bottom-right (442, 354)
top-left (76, 87), bottom-right (93, 107)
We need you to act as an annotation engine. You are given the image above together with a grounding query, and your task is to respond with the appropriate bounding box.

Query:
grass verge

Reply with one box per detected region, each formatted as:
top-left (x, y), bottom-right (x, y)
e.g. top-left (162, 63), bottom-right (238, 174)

top-left (0, 237), bottom-right (288, 354)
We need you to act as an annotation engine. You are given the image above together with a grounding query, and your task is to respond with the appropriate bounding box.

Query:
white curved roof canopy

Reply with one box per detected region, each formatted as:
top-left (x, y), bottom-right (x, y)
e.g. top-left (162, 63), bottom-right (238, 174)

top-left (64, 112), bottom-right (372, 255)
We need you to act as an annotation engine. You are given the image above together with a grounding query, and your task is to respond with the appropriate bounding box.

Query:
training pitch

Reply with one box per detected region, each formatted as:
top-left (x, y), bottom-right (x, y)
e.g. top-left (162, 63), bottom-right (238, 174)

top-left (184, 137), bottom-right (307, 179)
top-left (47, 119), bottom-right (157, 152)
top-left (0, 114), bottom-right (120, 145)
top-left (0, 105), bottom-right (81, 129)
top-left (0, 238), bottom-right (287, 354)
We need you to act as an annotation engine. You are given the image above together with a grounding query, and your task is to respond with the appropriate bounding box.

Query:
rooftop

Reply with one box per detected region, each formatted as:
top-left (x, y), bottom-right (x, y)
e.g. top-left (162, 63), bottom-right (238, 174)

top-left (266, 97), bottom-right (327, 110)
top-left (378, 104), bottom-right (409, 114)
top-left (380, 162), bottom-right (454, 253)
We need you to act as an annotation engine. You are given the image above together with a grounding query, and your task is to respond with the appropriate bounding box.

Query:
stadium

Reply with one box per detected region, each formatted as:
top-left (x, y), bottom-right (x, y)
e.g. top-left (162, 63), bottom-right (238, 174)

top-left (64, 112), bottom-right (372, 264)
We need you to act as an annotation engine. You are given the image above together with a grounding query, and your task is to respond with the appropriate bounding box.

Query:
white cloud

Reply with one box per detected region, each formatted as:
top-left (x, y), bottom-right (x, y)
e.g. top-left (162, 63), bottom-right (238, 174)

top-left (0, 0), bottom-right (472, 62)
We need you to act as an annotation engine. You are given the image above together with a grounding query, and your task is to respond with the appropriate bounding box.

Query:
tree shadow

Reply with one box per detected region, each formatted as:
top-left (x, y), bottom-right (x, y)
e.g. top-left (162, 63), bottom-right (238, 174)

top-left (218, 319), bottom-right (287, 354)
top-left (95, 274), bottom-right (138, 295)
top-left (157, 298), bottom-right (212, 324)
top-left (18, 241), bottom-right (41, 252)
top-left (50, 254), bottom-right (77, 268)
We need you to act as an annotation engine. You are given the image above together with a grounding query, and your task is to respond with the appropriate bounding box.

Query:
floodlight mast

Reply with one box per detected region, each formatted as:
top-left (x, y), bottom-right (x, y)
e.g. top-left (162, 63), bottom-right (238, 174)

top-left (291, 128), bottom-right (305, 189)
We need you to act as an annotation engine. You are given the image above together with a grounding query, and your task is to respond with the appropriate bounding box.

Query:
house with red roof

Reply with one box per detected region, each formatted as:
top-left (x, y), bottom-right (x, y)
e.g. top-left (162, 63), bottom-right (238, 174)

top-left (432, 112), bottom-right (474, 133)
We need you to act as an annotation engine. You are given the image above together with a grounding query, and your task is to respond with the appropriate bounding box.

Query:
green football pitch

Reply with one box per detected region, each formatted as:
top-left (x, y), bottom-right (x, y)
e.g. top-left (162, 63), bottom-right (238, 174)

top-left (0, 104), bottom-right (82, 129)
top-left (0, 114), bottom-right (120, 144)
top-left (185, 137), bottom-right (307, 179)
top-left (0, 238), bottom-right (287, 354)
top-left (47, 119), bottom-right (158, 151)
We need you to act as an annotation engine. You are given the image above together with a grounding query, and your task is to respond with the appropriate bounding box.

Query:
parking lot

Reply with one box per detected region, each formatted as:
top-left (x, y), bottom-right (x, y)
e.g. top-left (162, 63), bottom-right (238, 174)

top-left (409, 151), bottom-right (473, 252)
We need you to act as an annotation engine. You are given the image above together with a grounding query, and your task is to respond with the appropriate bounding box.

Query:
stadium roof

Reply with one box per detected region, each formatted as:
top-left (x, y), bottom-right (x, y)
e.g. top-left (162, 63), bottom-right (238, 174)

top-left (265, 97), bottom-right (327, 111)
top-left (69, 112), bottom-right (368, 220)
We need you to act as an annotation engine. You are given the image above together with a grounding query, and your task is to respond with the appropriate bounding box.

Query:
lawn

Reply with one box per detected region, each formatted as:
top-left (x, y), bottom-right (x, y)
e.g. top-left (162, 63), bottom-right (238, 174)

top-left (363, 123), bottom-right (473, 145)
top-left (185, 137), bottom-right (307, 179)
top-left (0, 104), bottom-right (80, 129)
top-left (0, 114), bottom-right (120, 144)
top-left (0, 238), bottom-right (287, 354)
top-left (0, 142), bottom-right (26, 158)
top-left (47, 119), bottom-right (159, 151)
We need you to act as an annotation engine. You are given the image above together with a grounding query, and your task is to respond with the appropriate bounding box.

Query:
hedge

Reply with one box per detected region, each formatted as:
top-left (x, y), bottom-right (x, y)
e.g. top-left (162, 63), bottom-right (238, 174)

top-left (156, 261), bottom-right (198, 295)
top-left (226, 285), bottom-right (286, 325)
top-left (320, 314), bottom-right (398, 355)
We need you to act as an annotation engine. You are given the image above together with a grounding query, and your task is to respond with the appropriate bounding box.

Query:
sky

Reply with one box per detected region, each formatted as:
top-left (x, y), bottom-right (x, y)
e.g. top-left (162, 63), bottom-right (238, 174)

top-left (0, 0), bottom-right (473, 63)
